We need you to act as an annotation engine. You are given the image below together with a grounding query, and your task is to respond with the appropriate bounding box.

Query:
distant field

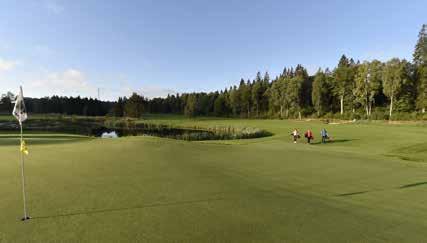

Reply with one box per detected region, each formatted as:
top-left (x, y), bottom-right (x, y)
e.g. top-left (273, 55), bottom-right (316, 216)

top-left (1, 115), bottom-right (427, 242)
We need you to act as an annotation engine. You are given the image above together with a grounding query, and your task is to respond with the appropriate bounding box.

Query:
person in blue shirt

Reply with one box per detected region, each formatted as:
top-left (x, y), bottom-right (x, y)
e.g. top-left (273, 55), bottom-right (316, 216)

top-left (321, 128), bottom-right (329, 143)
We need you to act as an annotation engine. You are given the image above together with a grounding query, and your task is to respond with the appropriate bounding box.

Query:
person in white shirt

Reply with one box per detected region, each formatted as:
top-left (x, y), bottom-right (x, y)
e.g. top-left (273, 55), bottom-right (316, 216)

top-left (291, 129), bottom-right (300, 143)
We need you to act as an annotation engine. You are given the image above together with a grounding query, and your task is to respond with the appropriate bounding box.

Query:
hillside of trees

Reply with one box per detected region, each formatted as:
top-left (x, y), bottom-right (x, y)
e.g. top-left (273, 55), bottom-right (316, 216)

top-left (1, 25), bottom-right (426, 120)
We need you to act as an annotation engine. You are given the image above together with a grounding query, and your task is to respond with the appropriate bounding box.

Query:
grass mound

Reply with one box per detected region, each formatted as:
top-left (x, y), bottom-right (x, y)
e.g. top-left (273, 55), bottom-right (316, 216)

top-left (1, 115), bottom-right (427, 242)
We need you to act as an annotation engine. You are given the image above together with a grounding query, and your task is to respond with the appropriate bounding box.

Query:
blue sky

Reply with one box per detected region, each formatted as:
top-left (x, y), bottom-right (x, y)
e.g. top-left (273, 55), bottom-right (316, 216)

top-left (0, 0), bottom-right (425, 100)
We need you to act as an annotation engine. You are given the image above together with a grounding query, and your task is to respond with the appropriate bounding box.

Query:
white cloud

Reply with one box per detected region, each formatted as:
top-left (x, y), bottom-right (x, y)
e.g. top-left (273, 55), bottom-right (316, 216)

top-left (111, 85), bottom-right (176, 99)
top-left (100, 77), bottom-right (176, 101)
top-left (45, 0), bottom-right (64, 14)
top-left (139, 86), bottom-right (176, 98)
top-left (0, 58), bottom-right (18, 72)
top-left (29, 69), bottom-right (95, 97)
top-left (3, 69), bottom-right (176, 101)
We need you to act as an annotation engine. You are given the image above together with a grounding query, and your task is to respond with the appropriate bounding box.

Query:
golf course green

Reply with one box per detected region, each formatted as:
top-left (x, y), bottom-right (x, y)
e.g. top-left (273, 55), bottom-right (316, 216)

top-left (1, 116), bottom-right (427, 242)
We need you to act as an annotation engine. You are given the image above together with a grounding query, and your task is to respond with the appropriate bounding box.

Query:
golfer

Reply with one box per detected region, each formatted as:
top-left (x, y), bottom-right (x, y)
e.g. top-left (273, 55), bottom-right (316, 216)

top-left (321, 128), bottom-right (328, 143)
top-left (291, 129), bottom-right (300, 143)
top-left (304, 129), bottom-right (314, 144)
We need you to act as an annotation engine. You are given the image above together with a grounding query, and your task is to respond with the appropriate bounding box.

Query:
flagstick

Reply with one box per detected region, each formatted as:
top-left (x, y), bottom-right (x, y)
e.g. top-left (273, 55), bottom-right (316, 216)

top-left (20, 123), bottom-right (30, 221)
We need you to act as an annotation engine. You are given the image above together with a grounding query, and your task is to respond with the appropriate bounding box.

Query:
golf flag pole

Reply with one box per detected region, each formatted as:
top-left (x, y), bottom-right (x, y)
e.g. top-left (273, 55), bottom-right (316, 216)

top-left (13, 86), bottom-right (30, 221)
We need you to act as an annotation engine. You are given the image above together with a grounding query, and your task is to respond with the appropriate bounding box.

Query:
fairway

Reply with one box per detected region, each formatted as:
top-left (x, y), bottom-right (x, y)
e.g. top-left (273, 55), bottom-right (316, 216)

top-left (1, 118), bottom-right (427, 242)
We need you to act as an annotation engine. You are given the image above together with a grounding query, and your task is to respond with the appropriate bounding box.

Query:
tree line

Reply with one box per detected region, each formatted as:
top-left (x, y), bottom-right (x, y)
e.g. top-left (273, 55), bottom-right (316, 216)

top-left (0, 95), bottom-right (114, 116)
top-left (1, 25), bottom-right (426, 120)
top-left (113, 25), bottom-right (427, 120)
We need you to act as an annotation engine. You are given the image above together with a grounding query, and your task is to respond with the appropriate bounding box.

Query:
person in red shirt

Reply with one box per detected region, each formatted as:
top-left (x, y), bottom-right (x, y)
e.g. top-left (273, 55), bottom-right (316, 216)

top-left (304, 129), bottom-right (314, 144)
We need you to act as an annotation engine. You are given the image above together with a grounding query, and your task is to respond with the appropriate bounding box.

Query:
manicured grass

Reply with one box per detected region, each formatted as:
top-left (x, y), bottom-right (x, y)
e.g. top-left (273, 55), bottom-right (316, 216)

top-left (0, 116), bottom-right (427, 242)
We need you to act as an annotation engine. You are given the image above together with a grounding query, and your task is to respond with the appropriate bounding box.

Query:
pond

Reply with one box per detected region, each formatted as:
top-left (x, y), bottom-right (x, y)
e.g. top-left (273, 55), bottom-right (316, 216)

top-left (93, 125), bottom-right (273, 141)
top-left (94, 127), bottom-right (218, 140)
top-left (0, 119), bottom-right (273, 141)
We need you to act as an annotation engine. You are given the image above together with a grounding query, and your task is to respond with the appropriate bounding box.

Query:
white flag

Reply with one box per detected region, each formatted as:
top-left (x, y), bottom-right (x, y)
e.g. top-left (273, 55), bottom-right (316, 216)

top-left (12, 86), bottom-right (28, 125)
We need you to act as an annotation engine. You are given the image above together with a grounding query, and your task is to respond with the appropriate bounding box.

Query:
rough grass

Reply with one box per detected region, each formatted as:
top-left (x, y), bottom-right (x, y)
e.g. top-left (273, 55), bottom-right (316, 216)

top-left (1, 115), bottom-right (427, 242)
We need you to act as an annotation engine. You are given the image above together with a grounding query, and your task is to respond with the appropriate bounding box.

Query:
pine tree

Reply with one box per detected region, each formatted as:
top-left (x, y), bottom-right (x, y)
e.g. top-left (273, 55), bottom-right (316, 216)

top-left (112, 97), bottom-right (125, 117)
top-left (333, 55), bottom-right (354, 115)
top-left (413, 24), bottom-right (427, 66)
top-left (0, 92), bottom-right (15, 113)
top-left (124, 93), bottom-right (145, 118)
top-left (414, 24), bottom-right (427, 113)
top-left (260, 72), bottom-right (270, 114)
top-left (251, 81), bottom-right (262, 117)
top-left (312, 69), bottom-right (328, 116)
top-left (229, 85), bottom-right (240, 116)
top-left (270, 77), bottom-right (285, 118)
top-left (395, 61), bottom-right (417, 113)
top-left (269, 76), bottom-right (287, 118)
top-left (289, 65), bottom-right (307, 119)
top-left (251, 72), bottom-right (264, 117)
top-left (184, 94), bottom-right (197, 117)
top-left (416, 65), bottom-right (427, 113)
top-left (213, 93), bottom-right (227, 116)
top-left (240, 80), bottom-right (252, 118)
top-left (296, 65), bottom-right (312, 114)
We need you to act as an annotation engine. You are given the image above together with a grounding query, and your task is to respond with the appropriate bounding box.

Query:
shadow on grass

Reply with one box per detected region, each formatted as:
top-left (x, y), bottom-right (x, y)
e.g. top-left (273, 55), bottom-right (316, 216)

top-left (0, 135), bottom-right (86, 139)
top-left (399, 182), bottom-right (427, 189)
top-left (31, 197), bottom-right (225, 220)
top-left (310, 139), bottom-right (358, 145)
top-left (335, 191), bottom-right (370, 197)
top-left (0, 137), bottom-right (90, 146)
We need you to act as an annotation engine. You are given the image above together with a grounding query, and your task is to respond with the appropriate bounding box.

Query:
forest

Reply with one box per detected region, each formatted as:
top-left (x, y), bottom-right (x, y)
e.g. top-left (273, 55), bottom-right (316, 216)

top-left (1, 25), bottom-right (426, 120)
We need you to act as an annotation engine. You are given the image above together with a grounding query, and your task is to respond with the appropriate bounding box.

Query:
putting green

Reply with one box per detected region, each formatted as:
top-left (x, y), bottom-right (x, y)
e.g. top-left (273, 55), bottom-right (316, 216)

top-left (0, 117), bottom-right (426, 242)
